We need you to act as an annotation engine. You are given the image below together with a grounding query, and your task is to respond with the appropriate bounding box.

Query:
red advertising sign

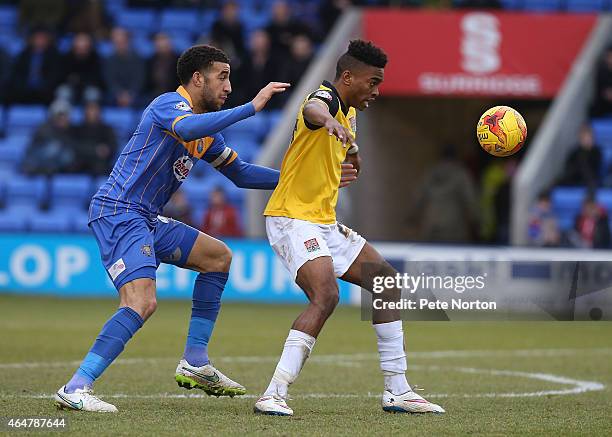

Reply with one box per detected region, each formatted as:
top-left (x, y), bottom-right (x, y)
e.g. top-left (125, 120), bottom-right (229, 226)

top-left (363, 10), bottom-right (597, 98)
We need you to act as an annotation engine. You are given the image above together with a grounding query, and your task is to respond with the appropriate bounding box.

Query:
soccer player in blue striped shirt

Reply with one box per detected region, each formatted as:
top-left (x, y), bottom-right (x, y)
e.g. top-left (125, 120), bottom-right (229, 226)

top-left (53, 45), bottom-right (293, 412)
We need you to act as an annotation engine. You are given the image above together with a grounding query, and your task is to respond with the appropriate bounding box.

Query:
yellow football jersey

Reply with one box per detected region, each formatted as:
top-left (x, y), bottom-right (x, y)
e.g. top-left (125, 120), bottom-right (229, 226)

top-left (264, 81), bottom-right (356, 224)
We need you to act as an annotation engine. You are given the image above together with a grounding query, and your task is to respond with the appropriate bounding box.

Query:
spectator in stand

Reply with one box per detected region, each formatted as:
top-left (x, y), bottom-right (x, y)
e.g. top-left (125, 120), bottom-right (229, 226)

top-left (280, 34), bottom-right (314, 90)
top-left (6, 27), bottom-right (62, 104)
top-left (201, 187), bottom-right (243, 238)
top-left (569, 193), bottom-right (611, 249)
top-left (22, 100), bottom-right (76, 175)
top-left (63, 0), bottom-right (111, 39)
top-left (211, 0), bottom-right (247, 64)
top-left (57, 33), bottom-right (104, 104)
top-left (146, 32), bottom-right (179, 100)
top-left (0, 46), bottom-right (11, 105)
top-left (19, 0), bottom-right (66, 33)
top-left (266, 0), bottom-right (313, 59)
top-left (163, 190), bottom-right (194, 227)
top-left (410, 144), bottom-right (479, 243)
top-left (73, 101), bottom-right (117, 175)
top-left (457, 0), bottom-right (501, 8)
top-left (591, 45), bottom-right (612, 117)
top-left (103, 27), bottom-right (145, 107)
top-left (239, 29), bottom-right (282, 108)
top-left (528, 191), bottom-right (561, 247)
top-left (318, 0), bottom-right (353, 37)
top-left (558, 125), bottom-right (602, 190)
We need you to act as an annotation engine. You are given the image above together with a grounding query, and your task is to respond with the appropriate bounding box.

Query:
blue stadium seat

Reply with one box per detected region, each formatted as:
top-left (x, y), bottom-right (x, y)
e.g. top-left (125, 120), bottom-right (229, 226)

top-left (181, 177), bottom-right (213, 208)
top-left (97, 40), bottom-right (114, 57)
top-left (50, 174), bottom-right (93, 212)
top-left (523, 0), bottom-right (562, 11)
top-left (5, 176), bottom-right (47, 209)
top-left (241, 10), bottom-right (271, 33)
top-left (222, 112), bottom-right (270, 143)
top-left (199, 10), bottom-right (219, 35)
top-left (132, 34), bottom-right (154, 58)
top-left (566, 0), bottom-right (606, 12)
top-left (29, 212), bottom-right (72, 233)
top-left (551, 187), bottom-right (587, 231)
top-left (0, 6), bottom-right (17, 30)
top-left (591, 119), bottom-right (612, 147)
top-left (167, 33), bottom-right (194, 53)
top-left (0, 134), bottom-right (28, 169)
top-left (160, 9), bottom-right (199, 34)
top-left (0, 33), bottom-right (24, 56)
top-left (102, 107), bottom-right (136, 138)
top-left (7, 105), bottom-right (47, 133)
top-left (0, 212), bottom-right (28, 232)
top-left (596, 189), bottom-right (612, 211)
top-left (231, 139), bottom-right (261, 162)
top-left (72, 211), bottom-right (91, 233)
top-left (115, 9), bottom-right (157, 34)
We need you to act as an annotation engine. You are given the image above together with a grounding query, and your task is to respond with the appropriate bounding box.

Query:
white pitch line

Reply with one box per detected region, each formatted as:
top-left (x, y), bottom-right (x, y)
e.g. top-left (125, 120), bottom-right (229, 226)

top-left (0, 364), bottom-right (605, 401)
top-left (1, 348), bottom-right (611, 370)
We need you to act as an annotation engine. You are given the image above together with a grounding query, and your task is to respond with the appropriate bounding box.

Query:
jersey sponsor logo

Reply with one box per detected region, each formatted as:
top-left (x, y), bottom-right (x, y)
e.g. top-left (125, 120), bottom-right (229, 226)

top-left (174, 101), bottom-right (191, 111)
top-left (314, 90), bottom-right (333, 101)
top-left (108, 258), bottom-right (126, 281)
top-left (173, 156), bottom-right (193, 181)
top-left (304, 238), bottom-right (321, 253)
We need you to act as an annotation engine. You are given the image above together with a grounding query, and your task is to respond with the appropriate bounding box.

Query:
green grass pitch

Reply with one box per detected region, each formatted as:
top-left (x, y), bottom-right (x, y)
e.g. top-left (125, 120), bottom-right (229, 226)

top-left (1, 294), bottom-right (611, 436)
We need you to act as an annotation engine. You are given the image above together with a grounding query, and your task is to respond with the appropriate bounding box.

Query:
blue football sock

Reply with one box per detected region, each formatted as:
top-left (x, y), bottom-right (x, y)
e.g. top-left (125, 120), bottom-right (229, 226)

top-left (183, 272), bottom-right (228, 367)
top-left (65, 307), bottom-right (144, 393)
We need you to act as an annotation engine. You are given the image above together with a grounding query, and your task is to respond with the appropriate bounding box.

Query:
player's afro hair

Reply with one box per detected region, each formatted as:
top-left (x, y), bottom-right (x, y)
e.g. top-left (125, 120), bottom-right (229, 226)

top-left (335, 40), bottom-right (387, 79)
top-left (177, 45), bottom-right (230, 85)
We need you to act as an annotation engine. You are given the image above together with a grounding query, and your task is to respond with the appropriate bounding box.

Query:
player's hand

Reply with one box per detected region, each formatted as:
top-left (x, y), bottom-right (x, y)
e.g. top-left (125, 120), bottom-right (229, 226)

top-left (345, 152), bottom-right (361, 176)
top-left (252, 82), bottom-right (291, 112)
top-left (339, 163), bottom-right (358, 188)
top-left (324, 118), bottom-right (355, 147)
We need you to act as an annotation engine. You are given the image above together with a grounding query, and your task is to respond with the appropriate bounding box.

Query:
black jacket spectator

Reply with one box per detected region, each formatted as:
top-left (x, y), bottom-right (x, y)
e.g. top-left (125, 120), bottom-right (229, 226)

top-left (103, 27), bottom-right (145, 107)
top-left (266, 0), bottom-right (313, 59)
top-left (280, 34), bottom-right (314, 91)
top-left (146, 33), bottom-right (179, 100)
top-left (6, 28), bottom-right (62, 104)
top-left (591, 46), bottom-right (612, 117)
top-left (559, 125), bottom-right (602, 189)
top-left (211, 1), bottom-right (247, 63)
top-left (73, 102), bottom-right (117, 175)
top-left (59, 33), bottom-right (104, 104)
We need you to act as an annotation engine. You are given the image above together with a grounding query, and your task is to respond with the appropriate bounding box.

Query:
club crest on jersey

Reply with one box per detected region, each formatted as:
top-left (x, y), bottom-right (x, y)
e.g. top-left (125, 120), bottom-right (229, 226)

top-left (141, 244), bottom-right (152, 257)
top-left (173, 156), bottom-right (193, 181)
top-left (304, 238), bottom-right (320, 253)
top-left (314, 90), bottom-right (333, 101)
top-left (197, 140), bottom-right (204, 154)
top-left (174, 101), bottom-right (190, 111)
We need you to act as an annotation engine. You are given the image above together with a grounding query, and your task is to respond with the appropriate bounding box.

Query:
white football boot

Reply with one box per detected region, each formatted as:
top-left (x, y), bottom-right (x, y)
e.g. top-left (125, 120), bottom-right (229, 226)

top-left (253, 395), bottom-right (294, 416)
top-left (382, 389), bottom-right (445, 414)
top-left (54, 385), bottom-right (118, 413)
top-left (175, 359), bottom-right (246, 397)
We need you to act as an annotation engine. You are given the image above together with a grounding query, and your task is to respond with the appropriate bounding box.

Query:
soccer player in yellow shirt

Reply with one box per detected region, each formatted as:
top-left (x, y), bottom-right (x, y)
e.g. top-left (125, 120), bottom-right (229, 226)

top-left (255, 40), bottom-right (445, 416)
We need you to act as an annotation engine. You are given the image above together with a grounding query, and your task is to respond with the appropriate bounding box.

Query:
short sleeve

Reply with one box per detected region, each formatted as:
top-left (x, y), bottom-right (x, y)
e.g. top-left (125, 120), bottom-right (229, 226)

top-left (150, 94), bottom-right (194, 135)
top-left (306, 89), bottom-right (339, 117)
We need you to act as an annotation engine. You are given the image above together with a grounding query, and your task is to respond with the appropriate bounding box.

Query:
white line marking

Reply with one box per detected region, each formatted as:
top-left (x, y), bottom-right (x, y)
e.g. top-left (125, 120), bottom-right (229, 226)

top-left (0, 359), bottom-right (605, 400)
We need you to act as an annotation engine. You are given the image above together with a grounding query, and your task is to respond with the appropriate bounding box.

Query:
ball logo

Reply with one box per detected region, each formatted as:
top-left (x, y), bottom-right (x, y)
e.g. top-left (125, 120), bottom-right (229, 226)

top-left (173, 156), bottom-right (193, 181)
top-left (461, 13), bottom-right (500, 75)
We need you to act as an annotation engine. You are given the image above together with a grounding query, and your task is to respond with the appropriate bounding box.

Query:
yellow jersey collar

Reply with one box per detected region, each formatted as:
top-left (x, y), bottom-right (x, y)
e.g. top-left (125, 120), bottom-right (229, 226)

top-left (176, 86), bottom-right (193, 108)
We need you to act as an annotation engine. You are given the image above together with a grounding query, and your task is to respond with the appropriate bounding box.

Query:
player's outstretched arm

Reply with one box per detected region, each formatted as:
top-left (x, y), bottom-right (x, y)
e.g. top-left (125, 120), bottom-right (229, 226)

top-left (219, 156), bottom-right (279, 189)
top-left (174, 103), bottom-right (256, 142)
top-left (303, 100), bottom-right (355, 147)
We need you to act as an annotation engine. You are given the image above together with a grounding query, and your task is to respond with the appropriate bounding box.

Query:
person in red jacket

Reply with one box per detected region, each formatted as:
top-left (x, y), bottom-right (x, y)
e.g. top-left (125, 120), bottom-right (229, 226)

top-left (201, 187), bottom-right (243, 237)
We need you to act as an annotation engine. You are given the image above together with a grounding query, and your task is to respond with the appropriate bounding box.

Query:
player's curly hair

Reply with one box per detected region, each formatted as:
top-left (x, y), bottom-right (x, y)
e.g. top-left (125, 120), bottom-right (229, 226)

top-left (177, 45), bottom-right (230, 85)
top-left (335, 40), bottom-right (387, 79)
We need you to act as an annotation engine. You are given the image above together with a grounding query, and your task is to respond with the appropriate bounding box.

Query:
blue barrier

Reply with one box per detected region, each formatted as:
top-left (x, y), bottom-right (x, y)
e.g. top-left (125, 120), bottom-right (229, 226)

top-left (0, 234), bottom-right (353, 303)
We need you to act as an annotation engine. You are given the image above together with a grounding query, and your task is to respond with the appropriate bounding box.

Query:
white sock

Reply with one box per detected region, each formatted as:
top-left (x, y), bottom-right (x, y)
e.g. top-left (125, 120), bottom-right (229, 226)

top-left (264, 329), bottom-right (316, 398)
top-left (374, 320), bottom-right (411, 395)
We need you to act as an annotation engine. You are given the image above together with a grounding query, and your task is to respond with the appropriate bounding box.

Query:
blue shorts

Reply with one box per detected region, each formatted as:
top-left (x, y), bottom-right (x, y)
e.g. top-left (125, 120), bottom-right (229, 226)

top-left (89, 213), bottom-right (200, 290)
